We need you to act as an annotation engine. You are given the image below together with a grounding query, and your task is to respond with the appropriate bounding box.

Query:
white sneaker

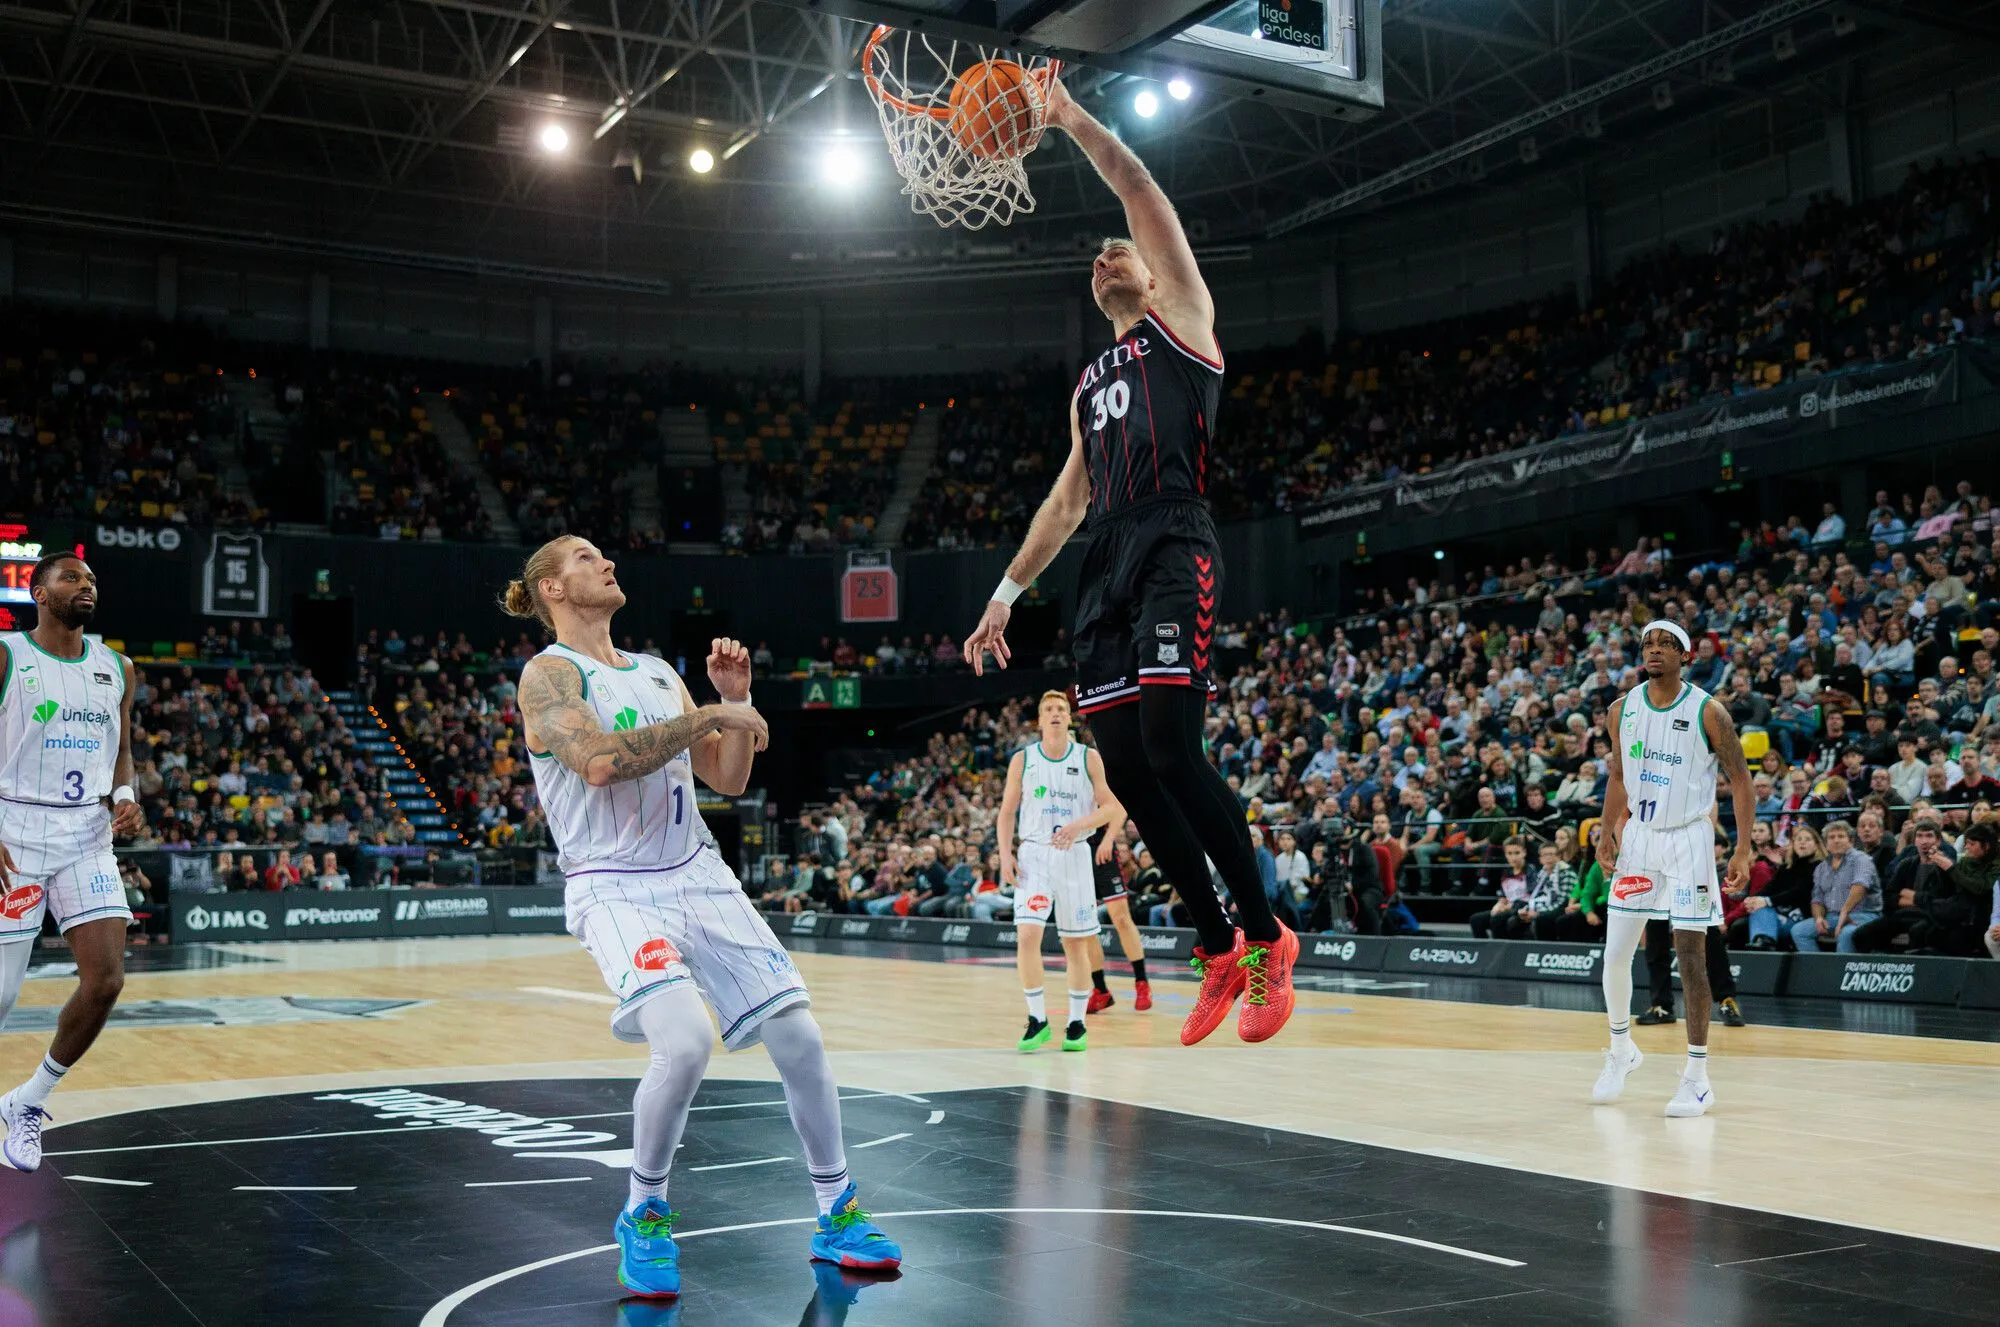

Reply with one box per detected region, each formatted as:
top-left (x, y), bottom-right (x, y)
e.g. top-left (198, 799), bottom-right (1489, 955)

top-left (1590, 1043), bottom-right (1643, 1103)
top-left (0, 1092), bottom-right (49, 1172)
top-left (1665, 1076), bottom-right (1715, 1118)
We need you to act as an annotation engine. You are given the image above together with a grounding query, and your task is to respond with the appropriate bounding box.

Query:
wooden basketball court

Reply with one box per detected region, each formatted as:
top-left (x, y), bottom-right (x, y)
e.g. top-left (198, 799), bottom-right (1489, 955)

top-left (3, 934), bottom-right (1995, 1323)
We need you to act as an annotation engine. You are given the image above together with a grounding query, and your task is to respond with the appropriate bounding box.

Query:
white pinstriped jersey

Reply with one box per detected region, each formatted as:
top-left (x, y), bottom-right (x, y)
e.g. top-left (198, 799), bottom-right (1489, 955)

top-left (1015, 739), bottom-right (1095, 846)
top-left (528, 643), bottom-right (705, 874)
top-left (1616, 680), bottom-right (1718, 830)
top-left (0, 632), bottom-right (124, 807)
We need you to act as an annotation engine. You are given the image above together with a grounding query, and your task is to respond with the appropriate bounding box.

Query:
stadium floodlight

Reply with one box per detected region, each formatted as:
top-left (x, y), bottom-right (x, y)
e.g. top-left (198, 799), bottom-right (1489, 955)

top-left (820, 139), bottom-right (864, 188)
top-left (1134, 89), bottom-right (1160, 118)
top-left (689, 148), bottom-right (716, 174)
top-left (1168, 78), bottom-right (1193, 101)
top-left (538, 124), bottom-right (569, 154)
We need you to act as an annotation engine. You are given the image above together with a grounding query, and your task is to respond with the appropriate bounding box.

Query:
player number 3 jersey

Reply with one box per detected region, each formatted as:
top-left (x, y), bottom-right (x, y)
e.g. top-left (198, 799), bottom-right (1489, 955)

top-left (0, 632), bottom-right (124, 808)
top-left (1617, 681), bottom-right (1718, 830)
top-left (1015, 741), bottom-right (1095, 847)
top-left (528, 643), bottom-right (706, 875)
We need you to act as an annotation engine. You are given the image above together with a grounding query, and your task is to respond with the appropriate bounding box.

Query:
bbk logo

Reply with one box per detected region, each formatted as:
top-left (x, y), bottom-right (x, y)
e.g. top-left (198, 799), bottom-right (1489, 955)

top-left (1313, 938), bottom-right (1358, 961)
top-left (941, 924), bottom-right (971, 943)
top-left (96, 524), bottom-right (182, 552)
top-left (182, 904), bottom-right (269, 932)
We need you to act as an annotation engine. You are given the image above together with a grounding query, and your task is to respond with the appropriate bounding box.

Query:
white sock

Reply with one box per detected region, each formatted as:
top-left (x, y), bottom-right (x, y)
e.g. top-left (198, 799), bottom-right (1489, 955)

top-left (1023, 988), bottom-right (1046, 1021)
top-left (13, 1055), bottom-right (67, 1110)
top-left (1067, 989), bottom-right (1090, 1024)
top-left (1601, 911), bottom-right (1646, 1045)
top-left (628, 1168), bottom-right (668, 1212)
top-left (760, 1008), bottom-right (852, 1217)
top-left (1685, 1045), bottom-right (1709, 1083)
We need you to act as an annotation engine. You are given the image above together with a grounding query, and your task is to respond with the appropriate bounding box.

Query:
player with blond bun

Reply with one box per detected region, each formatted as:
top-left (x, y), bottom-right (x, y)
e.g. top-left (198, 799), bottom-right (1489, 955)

top-left (996, 689), bottom-right (1123, 1052)
top-left (965, 74), bottom-right (1298, 1049)
top-left (504, 535), bottom-right (900, 1301)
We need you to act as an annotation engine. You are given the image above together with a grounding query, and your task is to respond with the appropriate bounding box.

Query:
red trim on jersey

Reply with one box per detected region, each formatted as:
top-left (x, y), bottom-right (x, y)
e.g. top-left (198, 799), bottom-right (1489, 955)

top-left (1076, 692), bottom-right (1141, 714)
top-left (1137, 674), bottom-right (1198, 687)
top-left (1144, 310), bottom-right (1223, 372)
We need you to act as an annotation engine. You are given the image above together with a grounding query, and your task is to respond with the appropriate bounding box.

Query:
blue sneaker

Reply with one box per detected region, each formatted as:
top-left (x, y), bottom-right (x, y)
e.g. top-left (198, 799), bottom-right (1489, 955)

top-left (809, 1183), bottom-right (901, 1271)
top-left (615, 1199), bottom-right (681, 1300)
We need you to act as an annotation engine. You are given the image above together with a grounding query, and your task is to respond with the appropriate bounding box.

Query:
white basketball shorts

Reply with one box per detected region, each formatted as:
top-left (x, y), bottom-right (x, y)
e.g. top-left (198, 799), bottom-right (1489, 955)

top-left (1014, 840), bottom-right (1099, 938)
top-left (0, 798), bottom-right (132, 941)
top-left (1610, 818), bottom-right (1723, 931)
top-left (565, 842), bottom-right (809, 1050)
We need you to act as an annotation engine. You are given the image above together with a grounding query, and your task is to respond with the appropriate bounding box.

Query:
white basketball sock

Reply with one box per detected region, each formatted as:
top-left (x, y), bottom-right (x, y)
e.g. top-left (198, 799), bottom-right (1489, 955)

top-left (1602, 911), bottom-right (1647, 1048)
top-left (1067, 989), bottom-right (1090, 1024)
top-left (760, 1008), bottom-right (851, 1216)
top-left (12, 1054), bottom-right (67, 1111)
top-left (1023, 987), bottom-right (1046, 1021)
top-left (1684, 1045), bottom-right (1709, 1083)
top-left (626, 985), bottom-right (713, 1213)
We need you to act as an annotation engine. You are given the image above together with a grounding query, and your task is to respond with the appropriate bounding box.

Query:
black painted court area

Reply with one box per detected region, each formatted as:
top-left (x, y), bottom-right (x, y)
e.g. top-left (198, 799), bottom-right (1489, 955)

top-left (4, 1078), bottom-right (1995, 1325)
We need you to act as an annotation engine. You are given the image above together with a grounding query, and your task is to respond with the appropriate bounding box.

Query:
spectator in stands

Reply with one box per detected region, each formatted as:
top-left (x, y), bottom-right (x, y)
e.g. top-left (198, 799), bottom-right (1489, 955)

top-left (1466, 837), bottom-right (1532, 940)
top-left (1793, 820), bottom-right (1882, 954)
top-left (1741, 822), bottom-right (1822, 950)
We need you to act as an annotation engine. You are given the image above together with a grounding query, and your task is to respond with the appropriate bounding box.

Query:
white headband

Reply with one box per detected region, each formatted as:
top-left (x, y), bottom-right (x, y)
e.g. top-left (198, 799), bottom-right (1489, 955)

top-left (1639, 620), bottom-right (1691, 652)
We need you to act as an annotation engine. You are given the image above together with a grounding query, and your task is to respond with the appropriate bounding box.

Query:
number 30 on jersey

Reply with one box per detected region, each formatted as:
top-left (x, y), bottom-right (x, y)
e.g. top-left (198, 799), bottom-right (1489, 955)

top-left (1087, 380), bottom-right (1131, 432)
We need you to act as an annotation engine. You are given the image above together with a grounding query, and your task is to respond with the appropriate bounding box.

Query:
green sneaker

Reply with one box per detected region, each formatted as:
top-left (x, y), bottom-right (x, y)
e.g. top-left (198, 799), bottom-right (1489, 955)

top-left (1061, 1020), bottom-right (1087, 1052)
top-left (1018, 1017), bottom-right (1051, 1052)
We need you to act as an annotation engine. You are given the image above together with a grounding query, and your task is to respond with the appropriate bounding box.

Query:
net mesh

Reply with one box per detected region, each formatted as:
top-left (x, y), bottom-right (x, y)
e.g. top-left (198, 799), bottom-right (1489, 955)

top-left (862, 25), bottom-right (1058, 231)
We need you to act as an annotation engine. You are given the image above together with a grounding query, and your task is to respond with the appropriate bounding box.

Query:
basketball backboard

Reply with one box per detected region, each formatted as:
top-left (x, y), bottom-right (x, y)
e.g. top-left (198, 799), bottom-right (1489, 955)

top-left (778, 0), bottom-right (1383, 118)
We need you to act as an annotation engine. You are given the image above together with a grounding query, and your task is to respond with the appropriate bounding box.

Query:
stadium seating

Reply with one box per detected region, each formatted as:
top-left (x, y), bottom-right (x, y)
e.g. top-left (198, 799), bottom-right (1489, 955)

top-left (713, 376), bottom-right (909, 552)
top-left (290, 368), bottom-right (491, 542)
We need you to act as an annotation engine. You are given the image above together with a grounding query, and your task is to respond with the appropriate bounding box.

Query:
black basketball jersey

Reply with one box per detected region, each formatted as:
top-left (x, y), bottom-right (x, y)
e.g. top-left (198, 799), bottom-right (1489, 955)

top-left (1073, 309), bottom-right (1223, 520)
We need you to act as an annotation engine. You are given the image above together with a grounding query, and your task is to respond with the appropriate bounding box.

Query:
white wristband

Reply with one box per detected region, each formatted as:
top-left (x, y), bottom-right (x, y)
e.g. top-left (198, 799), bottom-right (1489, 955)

top-left (113, 785), bottom-right (136, 805)
top-left (722, 694), bottom-right (753, 706)
top-left (993, 576), bottom-right (1026, 607)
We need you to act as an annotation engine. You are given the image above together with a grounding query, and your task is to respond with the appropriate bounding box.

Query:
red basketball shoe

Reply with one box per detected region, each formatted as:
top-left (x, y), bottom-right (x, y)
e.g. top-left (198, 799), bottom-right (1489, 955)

top-left (1086, 987), bottom-right (1114, 1015)
top-left (1179, 931), bottom-right (1247, 1046)
top-left (1235, 923), bottom-right (1299, 1044)
top-left (1132, 979), bottom-right (1153, 1012)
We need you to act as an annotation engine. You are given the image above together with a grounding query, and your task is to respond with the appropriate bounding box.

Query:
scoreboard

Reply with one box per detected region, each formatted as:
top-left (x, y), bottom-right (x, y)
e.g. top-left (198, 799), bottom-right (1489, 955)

top-left (0, 525), bottom-right (70, 607)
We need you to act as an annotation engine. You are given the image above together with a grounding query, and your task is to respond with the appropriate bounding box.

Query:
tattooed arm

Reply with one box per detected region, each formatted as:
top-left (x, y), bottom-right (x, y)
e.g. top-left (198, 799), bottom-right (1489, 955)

top-left (518, 655), bottom-right (768, 788)
top-left (1703, 697), bottom-right (1757, 889)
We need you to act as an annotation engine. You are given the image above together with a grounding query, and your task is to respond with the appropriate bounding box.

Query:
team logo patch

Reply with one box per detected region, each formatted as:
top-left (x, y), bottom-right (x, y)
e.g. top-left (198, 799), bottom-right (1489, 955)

top-left (93, 671), bottom-right (114, 685)
top-left (1025, 894), bottom-right (1051, 914)
top-left (1672, 718), bottom-right (1690, 731)
top-left (1612, 875), bottom-right (1653, 901)
top-left (1157, 644), bottom-right (1179, 665)
top-left (1, 885), bottom-right (44, 920)
top-left (1155, 623), bottom-right (1180, 638)
top-left (632, 937), bottom-right (683, 971)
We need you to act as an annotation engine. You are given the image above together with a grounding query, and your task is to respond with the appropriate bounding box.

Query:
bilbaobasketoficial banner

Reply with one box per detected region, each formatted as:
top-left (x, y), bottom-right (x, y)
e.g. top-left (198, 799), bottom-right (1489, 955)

top-left (1294, 350), bottom-right (1961, 538)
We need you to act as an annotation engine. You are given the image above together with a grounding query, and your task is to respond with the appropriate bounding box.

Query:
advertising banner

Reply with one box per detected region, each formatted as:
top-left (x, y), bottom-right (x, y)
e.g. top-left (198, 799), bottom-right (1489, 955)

top-left (492, 889), bottom-right (568, 935)
top-left (1381, 938), bottom-right (1506, 976)
top-left (385, 889), bottom-right (496, 938)
top-left (1782, 953), bottom-right (1966, 1005)
top-left (1495, 942), bottom-right (1606, 984)
top-left (1628, 947), bottom-right (1785, 997)
top-left (1294, 933), bottom-right (1390, 972)
top-left (1296, 354), bottom-right (1960, 537)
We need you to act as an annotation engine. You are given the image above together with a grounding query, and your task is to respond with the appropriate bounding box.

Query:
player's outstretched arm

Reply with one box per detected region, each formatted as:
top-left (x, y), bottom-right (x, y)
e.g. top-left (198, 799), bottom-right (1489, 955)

top-left (519, 655), bottom-right (765, 788)
top-left (1045, 78), bottom-right (1213, 345)
top-left (967, 402), bottom-right (1090, 675)
top-left (1703, 698), bottom-right (1757, 888)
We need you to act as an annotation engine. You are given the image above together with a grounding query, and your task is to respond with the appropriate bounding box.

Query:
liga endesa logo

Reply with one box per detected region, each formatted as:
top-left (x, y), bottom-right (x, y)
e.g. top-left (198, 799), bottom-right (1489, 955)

top-left (632, 937), bottom-right (683, 971)
top-left (1612, 874), bottom-right (1654, 901)
top-left (0, 885), bottom-right (44, 920)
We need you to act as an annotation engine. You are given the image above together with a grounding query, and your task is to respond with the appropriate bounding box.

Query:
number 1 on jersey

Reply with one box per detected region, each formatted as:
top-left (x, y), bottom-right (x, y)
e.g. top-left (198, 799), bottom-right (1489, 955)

top-left (1635, 798), bottom-right (1658, 823)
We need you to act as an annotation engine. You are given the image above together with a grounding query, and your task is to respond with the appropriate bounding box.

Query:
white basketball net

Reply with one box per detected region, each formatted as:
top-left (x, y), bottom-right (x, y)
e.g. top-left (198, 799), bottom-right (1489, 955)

top-left (862, 25), bottom-right (1059, 231)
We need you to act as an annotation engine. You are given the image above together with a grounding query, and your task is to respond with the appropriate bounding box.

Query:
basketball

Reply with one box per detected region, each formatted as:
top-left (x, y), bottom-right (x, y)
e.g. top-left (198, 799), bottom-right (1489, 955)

top-left (948, 58), bottom-right (1039, 158)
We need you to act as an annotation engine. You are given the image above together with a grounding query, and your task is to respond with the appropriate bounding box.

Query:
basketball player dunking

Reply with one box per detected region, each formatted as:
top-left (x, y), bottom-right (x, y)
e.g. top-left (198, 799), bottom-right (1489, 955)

top-left (1592, 621), bottom-right (1757, 1117)
top-left (997, 689), bottom-right (1124, 1053)
top-left (0, 553), bottom-right (141, 1171)
top-left (507, 537), bottom-right (899, 1300)
top-left (965, 76), bottom-right (1297, 1046)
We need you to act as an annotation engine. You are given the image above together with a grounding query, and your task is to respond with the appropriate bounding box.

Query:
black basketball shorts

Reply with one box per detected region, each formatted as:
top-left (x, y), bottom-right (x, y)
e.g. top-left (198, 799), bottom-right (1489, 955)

top-left (1086, 827), bottom-right (1127, 903)
top-left (1072, 496), bottom-right (1220, 717)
